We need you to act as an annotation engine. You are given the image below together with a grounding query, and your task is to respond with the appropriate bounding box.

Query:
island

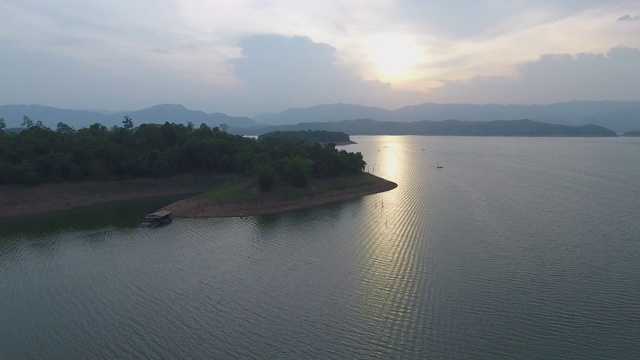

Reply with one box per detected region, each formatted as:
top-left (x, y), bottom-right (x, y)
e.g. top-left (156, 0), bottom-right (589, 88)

top-left (258, 129), bottom-right (356, 145)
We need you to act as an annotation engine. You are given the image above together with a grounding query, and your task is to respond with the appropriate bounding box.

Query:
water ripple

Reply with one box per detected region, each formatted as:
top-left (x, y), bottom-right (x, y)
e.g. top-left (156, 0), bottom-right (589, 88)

top-left (2, 137), bottom-right (640, 359)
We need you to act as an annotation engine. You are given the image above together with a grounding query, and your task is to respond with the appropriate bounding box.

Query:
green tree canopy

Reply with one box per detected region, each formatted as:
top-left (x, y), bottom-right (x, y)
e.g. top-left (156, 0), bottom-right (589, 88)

top-left (0, 120), bottom-right (366, 187)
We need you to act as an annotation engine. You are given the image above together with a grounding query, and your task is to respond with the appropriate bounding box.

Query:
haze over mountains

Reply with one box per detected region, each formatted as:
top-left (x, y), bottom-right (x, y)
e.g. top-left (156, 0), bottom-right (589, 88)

top-left (256, 101), bottom-right (640, 132)
top-left (2, 101), bottom-right (639, 133)
top-left (0, 104), bottom-right (257, 130)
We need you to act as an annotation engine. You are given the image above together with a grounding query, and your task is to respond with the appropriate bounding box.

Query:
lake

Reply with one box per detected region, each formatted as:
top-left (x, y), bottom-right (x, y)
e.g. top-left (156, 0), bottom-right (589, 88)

top-left (2, 136), bottom-right (640, 359)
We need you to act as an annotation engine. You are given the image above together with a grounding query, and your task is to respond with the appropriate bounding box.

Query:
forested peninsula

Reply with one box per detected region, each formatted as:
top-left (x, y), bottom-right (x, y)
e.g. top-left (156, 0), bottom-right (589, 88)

top-left (0, 118), bottom-right (364, 186)
top-left (0, 119), bottom-right (397, 217)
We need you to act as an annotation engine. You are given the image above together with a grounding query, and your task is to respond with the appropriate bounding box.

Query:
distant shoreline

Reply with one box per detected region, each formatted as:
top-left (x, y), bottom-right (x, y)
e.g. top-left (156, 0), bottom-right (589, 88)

top-left (0, 173), bottom-right (396, 219)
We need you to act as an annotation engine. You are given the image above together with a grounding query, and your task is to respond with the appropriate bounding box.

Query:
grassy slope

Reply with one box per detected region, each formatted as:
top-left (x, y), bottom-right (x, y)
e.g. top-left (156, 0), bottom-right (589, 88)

top-left (162, 172), bottom-right (397, 218)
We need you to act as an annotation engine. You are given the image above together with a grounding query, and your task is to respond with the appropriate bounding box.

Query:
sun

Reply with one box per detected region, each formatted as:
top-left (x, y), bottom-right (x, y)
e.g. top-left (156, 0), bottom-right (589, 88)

top-left (363, 33), bottom-right (423, 79)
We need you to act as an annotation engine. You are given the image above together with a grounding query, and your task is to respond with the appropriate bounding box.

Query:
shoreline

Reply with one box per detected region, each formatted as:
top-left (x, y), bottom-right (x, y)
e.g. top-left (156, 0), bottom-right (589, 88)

top-left (0, 174), bottom-right (216, 219)
top-left (0, 173), bottom-right (396, 219)
top-left (161, 173), bottom-right (397, 218)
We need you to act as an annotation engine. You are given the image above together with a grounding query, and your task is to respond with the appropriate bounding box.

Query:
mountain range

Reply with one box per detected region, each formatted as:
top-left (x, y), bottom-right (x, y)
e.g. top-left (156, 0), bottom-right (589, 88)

top-left (0, 104), bottom-right (257, 130)
top-left (2, 100), bottom-right (639, 133)
top-left (255, 101), bottom-right (640, 133)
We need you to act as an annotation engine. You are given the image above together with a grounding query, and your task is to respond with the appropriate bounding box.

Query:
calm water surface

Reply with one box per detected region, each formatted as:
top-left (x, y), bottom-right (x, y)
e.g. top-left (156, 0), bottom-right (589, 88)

top-left (2, 136), bottom-right (640, 359)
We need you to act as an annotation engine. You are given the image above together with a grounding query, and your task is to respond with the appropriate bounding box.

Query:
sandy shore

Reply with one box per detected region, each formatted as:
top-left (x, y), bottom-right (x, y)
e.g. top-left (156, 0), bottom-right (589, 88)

top-left (0, 173), bottom-right (397, 219)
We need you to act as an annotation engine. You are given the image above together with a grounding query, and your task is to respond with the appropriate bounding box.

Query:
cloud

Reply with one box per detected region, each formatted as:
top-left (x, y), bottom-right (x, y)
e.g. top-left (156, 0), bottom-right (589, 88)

top-left (2, 1), bottom-right (639, 114)
top-left (427, 46), bottom-right (640, 104)
top-left (0, 39), bottom-right (205, 112)
top-left (617, 14), bottom-right (640, 22)
top-left (228, 35), bottom-right (420, 113)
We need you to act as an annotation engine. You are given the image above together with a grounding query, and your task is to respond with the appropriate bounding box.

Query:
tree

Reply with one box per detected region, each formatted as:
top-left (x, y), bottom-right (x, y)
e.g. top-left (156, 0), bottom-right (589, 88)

top-left (284, 155), bottom-right (314, 187)
top-left (56, 122), bottom-right (75, 135)
top-left (0, 117), bottom-right (5, 130)
top-left (193, 123), bottom-right (213, 138)
top-left (123, 116), bottom-right (134, 130)
top-left (220, 123), bottom-right (229, 133)
top-left (252, 161), bottom-right (276, 191)
top-left (22, 115), bottom-right (34, 128)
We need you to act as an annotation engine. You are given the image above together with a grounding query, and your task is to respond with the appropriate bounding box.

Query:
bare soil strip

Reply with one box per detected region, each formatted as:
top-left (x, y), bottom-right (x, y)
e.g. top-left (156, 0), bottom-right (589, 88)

top-left (0, 174), bottom-right (216, 218)
top-left (0, 173), bottom-right (397, 219)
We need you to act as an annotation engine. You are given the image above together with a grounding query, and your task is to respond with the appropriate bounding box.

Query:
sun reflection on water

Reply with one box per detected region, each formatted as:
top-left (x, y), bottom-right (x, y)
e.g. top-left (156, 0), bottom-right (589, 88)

top-left (350, 136), bottom-right (435, 347)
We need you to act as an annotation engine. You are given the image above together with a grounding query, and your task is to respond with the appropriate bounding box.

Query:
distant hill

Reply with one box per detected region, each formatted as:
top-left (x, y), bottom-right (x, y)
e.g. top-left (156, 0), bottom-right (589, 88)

top-left (254, 103), bottom-right (393, 125)
top-left (111, 104), bottom-right (257, 128)
top-left (0, 104), bottom-right (257, 130)
top-left (257, 101), bottom-right (640, 133)
top-left (3, 101), bottom-right (638, 133)
top-left (234, 119), bottom-right (617, 137)
top-left (621, 130), bottom-right (640, 137)
top-left (0, 105), bottom-right (106, 130)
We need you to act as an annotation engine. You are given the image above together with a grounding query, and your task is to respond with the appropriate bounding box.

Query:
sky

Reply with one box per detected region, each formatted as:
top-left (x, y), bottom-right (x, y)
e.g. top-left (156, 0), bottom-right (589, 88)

top-left (1, 0), bottom-right (639, 116)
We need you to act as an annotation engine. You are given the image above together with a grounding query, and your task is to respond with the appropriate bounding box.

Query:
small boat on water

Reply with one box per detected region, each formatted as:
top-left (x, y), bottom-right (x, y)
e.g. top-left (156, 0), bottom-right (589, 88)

top-left (139, 210), bottom-right (173, 228)
top-left (436, 161), bottom-right (443, 169)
